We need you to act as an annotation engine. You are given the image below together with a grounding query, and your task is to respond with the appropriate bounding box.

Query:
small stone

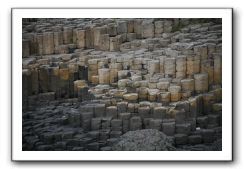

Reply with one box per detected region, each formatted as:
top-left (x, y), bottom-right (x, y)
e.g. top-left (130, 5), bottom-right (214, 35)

top-left (123, 93), bottom-right (138, 102)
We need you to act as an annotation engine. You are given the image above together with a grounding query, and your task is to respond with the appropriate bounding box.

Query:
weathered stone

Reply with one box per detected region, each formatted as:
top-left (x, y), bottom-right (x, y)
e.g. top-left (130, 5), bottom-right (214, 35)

top-left (94, 104), bottom-right (106, 118)
top-left (93, 26), bottom-right (107, 49)
top-left (213, 53), bottom-right (222, 85)
top-left (123, 93), bottom-right (138, 102)
top-left (117, 21), bottom-right (128, 34)
top-left (99, 34), bottom-right (110, 51)
top-left (171, 109), bottom-right (186, 124)
top-left (212, 103), bottom-right (222, 113)
top-left (142, 20), bottom-right (154, 38)
top-left (176, 123), bottom-right (191, 135)
top-left (157, 81), bottom-right (170, 90)
top-left (101, 117), bottom-right (112, 129)
top-left (107, 23), bottom-right (117, 36)
top-left (126, 33), bottom-right (136, 42)
top-left (194, 45), bottom-right (208, 60)
top-left (73, 80), bottom-right (87, 97)
top-left (110, 37), bottom-right (120, 51)
top-left (106, 106), bottom-right (118, 119)
top-left (134, 19), bottom-right (142, 38)
top-left (162, 119), bottom-right (175, 136)
top-left (175, 134), bottom-right (188, 145)
top-left (98, 68), bottom-right (110, 84)
top-left (42, 32), bottom-right (54, 55)
top-left (138, 106), bottom-right (150, 119)
top-left (127, 20), bottom-right (134, 33)
top-left (164, 57), bottom-right (176, 78)
top-left (117, 101), bottom-right (128, 113)
top-left (22, 18), bottom-right (222, 151)
top-left (138, 87), bottom-right (148, 101)
top-left (159, 92), bottom-right (171, 106)
top-left (168, 85), bottom-right (181, 102)
top-left (111, 119), bottom-right (122, 131)
top-left (201, 129), bottom-right (215, 143)
top-left (148, 89), bottom-right (159, 102)
top-left (110, 131), bottom-right (122, 138)
top-left (84, 25), bottom-right (94, 48)
top-left (81, 112), bottom-right (93, 131)
top-left (186, 55), bottom-right (200, 76)
top-left (181, 79), bottom-right (194, 92)
top-left (112, 129), bottom-right (175, 151)
top-left (53, 31), bottom-right (63, 48)
top-left (149, 119), bottom-right (162, 130)
top-left (76, 29), bottom-right (86, 48)
top-left (194, 73), bottom-right (208, 93)
top-left (91, 118), bottom-right (101, 130)
top-left (127, 103), bottom-right (135, 113)
top-left (22, 39), bottom-right (30, 57)
top-left (155, 21), bottom-right (164, 35)
top-left (188, 135), bottom-right (202, 145)
top-left (130, 116), bottom-right (142, 131)
top-left (208, 114), bottom-right (220, 127)
top-left (118, 79), bottom-right (130, 89)
top-left (164, 20), bottom-right (173, 33)
top-left (202, 93), bottom-right (215, 115)
top-left (39, 65), bottom-right (50, 93)
top-left (68, 109), bottom-right (81, 127)
top-left (153, 107), bottom-right (167, 119)
top-left (197, 116), bottom-right (208, 129)
top-left (99, 129), bottom-right (110, 141)
top-left (63, 27), bottom-right (73, 44)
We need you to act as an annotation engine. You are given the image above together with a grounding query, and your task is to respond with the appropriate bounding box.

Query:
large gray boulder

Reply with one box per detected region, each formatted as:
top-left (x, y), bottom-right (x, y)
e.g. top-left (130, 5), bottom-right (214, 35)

top-left (111, 129), bottom-right (175, 151)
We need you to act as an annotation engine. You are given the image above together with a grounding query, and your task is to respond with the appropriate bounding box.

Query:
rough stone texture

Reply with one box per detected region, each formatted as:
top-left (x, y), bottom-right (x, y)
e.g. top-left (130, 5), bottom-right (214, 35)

top-left (162, 120), bottom-right (175, 136)
top-left (153, 107), bottom-right (167, 119)
top-left (130, 116), bottom-right (142, 131)
top-left (175, 134), bottom-right (188, 145)
top-left (112, 129), bottom-right (175, 151)
top-left (106, 106), bottom-right (118, 118)
top-left (22, 18), bottom-right (222, 151)
top-left (142, 20), bottom-right (155, 38)
top-left (123, 93), bottom-right (138, 102)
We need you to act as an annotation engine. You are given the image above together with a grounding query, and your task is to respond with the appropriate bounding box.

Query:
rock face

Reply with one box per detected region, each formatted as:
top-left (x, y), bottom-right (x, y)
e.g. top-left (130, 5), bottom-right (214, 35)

top-left (112, 129), bottom-right (175, 151)
top-left (22, 18), bottom-right (222, 151)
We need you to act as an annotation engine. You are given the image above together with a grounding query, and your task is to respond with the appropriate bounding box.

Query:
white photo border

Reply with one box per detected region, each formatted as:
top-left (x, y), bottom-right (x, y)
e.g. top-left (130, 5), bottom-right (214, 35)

top-left (12, 8), bottom-right (233, 161)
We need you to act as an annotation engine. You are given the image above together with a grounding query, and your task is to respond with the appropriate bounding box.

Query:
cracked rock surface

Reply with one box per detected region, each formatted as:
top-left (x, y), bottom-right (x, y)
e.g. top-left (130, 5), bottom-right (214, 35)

top-left (111, 129), bottom-right (175, 151)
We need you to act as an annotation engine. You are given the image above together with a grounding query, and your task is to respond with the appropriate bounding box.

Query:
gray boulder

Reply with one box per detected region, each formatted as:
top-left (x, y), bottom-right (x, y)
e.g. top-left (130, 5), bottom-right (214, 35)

top-left (111, 129), bottom-right (175, 151)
